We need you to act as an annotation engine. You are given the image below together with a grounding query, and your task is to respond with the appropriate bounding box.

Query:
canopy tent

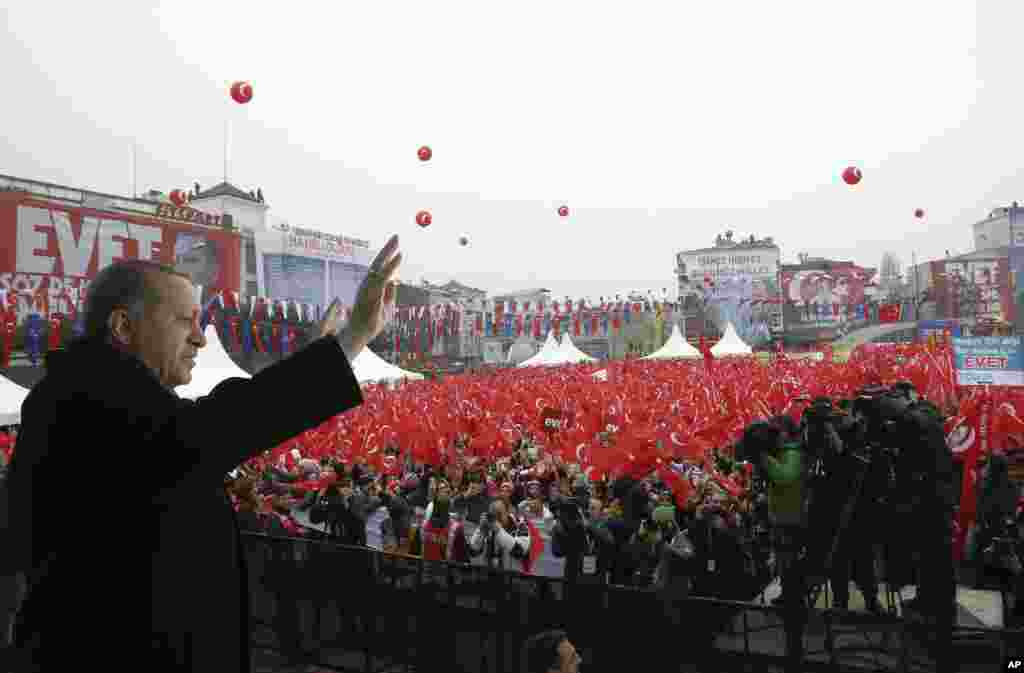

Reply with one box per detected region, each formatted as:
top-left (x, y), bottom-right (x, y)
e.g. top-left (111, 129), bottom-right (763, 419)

top-left (558, 334), bottom-right (597, 363)
top-left (506, 336), bottom-right (538, 365)
top-left (710, 322), bottom-right (753, 356)
top-left (518, 332), bottom-right (563, 367)
top-left (176, 324), bottom-right (253, 400)
top-left (0, 374), bottom-right (29, 425)
top-left (351, 347), bottom-right (425, 384)
top-left (642, 323), bottom-right (702, 360)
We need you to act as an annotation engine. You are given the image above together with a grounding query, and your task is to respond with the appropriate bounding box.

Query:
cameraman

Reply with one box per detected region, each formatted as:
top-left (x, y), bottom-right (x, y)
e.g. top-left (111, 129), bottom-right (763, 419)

top-left (740, 418), bottom-right (806, 606)
top-left (814, 398), bottom-right (884, 613)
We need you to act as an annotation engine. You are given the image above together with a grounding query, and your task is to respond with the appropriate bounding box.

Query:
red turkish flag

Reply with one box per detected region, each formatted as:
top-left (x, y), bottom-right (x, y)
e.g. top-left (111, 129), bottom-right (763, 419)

top-left (48, 315), bottom-right (63, 351)
top-left (591, 315), bottom-right (598, 335)
top-left (533, 316), bottom-right (541, 338)
top-left (476, 315), bottom-right (483, 335)
top-left (574, 316), bottom-right (581, 336)
top-left (955, 395), bottom-right (991, 561)
top-left (516, 315), bottom-right (523, 337)
top-left (270, 322), bottom-right (281, 353)
top-left (252, 322), bottom-right (265, 353)
top-left (229, 316), bottom-right (241, 350)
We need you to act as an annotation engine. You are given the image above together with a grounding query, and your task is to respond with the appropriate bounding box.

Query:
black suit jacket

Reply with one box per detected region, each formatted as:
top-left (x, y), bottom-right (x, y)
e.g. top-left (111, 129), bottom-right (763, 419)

top-left (3, 335), bottom-right (362, 671)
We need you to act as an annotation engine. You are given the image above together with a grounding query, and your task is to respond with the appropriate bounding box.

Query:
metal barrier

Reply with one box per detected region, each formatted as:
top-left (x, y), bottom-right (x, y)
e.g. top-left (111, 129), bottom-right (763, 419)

top-left (242, 532), bottom-right (1024, 673)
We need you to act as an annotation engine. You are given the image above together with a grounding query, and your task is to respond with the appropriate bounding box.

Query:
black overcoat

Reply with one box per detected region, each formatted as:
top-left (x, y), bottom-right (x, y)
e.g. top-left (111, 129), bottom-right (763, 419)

top-left (3, 335), bottom-right (362, 671)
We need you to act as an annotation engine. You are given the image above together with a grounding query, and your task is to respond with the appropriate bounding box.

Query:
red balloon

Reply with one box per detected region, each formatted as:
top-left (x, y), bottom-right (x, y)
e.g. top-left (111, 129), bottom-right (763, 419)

top-left (418, 146), bottom-right (432, 162)
top-left (914, 208), bottom-right (925, 219)
top-left (841, 166), bottom-right (862, 185)
top-left (416, 210), bottom-right (432, 227)
top-left (458, 236), bottom-right (469, 246)
top-left (169, 189), bottom-right (187, 207)
top-left (230, 81), bottom-right (253, 104)
top-left (558, 205), bottom-right (569, 217)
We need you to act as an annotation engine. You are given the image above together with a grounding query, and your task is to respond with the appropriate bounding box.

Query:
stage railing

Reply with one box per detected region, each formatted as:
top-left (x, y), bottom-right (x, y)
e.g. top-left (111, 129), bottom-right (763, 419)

top-left (242, 531), bottom-right (1023, 673)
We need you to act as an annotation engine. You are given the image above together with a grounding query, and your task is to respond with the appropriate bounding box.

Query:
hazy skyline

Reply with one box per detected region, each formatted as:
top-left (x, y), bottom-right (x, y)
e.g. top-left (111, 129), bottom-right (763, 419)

top-left (2, 2), bottom-right (1022, 301)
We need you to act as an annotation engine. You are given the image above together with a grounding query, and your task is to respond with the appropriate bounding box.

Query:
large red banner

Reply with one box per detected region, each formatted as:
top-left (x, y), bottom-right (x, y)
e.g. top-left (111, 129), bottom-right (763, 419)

top-left (0, 192), bottom-right (241, 323)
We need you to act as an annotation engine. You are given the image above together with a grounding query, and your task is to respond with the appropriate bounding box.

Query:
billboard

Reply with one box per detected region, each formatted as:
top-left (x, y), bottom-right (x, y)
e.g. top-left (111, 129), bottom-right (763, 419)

top-left (780, 264), bottom-right (874, 327)
top-left (1010, 205), bottom-right (1024, 335)
top-left (918, 319), bottom-right (961, 342)
top-left (0, 192), bottom-right (241, 323)
top-left (952, 336), bottom-right (1024, 386)
top-left (676, 245), bottom-right (781, 340)
top-left (677, 247), bottom-right (780, 297)
top-left (931, 257), bottom-right (1010, 324)
top-left (254, 222), bottom-right (373, 309)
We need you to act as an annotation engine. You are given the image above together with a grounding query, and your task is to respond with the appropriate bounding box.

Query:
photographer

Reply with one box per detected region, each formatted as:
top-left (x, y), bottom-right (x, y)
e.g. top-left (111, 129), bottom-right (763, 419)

top-left (378, 482), bottom-right (412, 553)
top-left (309, 480), bottom-right (367, 546)
top-left (551, 497), bottom-right (614, 585)
top-left (605, 477), bottom-right (650, 586)
top-left (468, 500), bottom-right (535, 572)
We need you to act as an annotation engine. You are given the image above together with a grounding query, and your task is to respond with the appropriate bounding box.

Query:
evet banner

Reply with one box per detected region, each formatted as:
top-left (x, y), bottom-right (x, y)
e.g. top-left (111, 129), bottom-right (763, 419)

top-left (952, 336), bottom-right (1024, 386)
top-left (0, 192), bottom-right (241, 323)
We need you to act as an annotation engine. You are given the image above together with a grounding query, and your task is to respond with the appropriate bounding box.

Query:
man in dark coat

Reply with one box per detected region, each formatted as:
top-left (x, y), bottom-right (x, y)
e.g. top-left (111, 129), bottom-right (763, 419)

top-left (0, 234), bottom-right (402, 671)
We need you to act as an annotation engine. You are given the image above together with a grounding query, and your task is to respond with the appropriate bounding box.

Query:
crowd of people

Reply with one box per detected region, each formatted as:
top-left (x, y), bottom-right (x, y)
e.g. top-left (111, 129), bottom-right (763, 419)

top-left (224, 418), bottom-right (831, 607)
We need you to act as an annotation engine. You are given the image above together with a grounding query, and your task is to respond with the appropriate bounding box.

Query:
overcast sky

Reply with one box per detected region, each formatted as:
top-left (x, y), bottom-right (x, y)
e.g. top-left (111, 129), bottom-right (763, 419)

top-left (2, 2), bottom-right (1022, 301)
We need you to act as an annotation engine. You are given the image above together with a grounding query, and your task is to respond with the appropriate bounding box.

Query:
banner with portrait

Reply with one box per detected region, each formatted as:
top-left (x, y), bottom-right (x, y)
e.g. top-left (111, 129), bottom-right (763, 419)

top-left (0, 192), bottom-right (241, 324)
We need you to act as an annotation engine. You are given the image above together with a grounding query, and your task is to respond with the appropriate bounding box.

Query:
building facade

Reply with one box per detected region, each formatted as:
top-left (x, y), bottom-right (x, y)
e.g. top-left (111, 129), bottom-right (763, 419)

top-left (675, 232), bottom-right (781, 343)
top-left (778, 257), bottom-right (877, 344)
top-left (973, 204), bottom-right (1024, 251)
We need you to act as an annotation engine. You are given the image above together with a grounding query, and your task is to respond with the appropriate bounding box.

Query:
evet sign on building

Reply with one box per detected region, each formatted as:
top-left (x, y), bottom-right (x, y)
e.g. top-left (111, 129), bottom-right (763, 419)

top-left (952, 336), bottom-right (1024, 386)
top-left (0, 192), bottom-right (241, 323)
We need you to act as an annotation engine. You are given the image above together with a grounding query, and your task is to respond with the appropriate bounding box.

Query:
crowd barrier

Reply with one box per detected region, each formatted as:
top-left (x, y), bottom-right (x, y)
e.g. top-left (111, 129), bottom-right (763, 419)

top-left (241, 531), bottom-right (1024, 673)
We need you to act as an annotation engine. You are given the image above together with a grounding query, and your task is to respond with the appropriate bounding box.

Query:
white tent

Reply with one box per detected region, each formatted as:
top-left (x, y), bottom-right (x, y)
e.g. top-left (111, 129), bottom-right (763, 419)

top-left (0, 374), bottom-right (29, 425)
top-left (350, 347), bottom-right (425, 384)
top-left (642, 323), bottom-right (702, 360)
top-left (558, 334), bottom-right (596, 363)
top-left (176, 324), bottom-right (253, 400)
top-left (518, 332), bottom-right (563, 367)
top-left (710, 322), bottom-right (753, 356)
top-left (506, 336), bottom-right (538, 365)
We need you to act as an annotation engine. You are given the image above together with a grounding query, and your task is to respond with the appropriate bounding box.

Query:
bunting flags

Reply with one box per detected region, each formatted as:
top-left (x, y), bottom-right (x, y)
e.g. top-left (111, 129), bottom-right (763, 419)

top-left (241, 316), bottom-right (253, 354)
top-left (47, 313), bottom-right (63, 352)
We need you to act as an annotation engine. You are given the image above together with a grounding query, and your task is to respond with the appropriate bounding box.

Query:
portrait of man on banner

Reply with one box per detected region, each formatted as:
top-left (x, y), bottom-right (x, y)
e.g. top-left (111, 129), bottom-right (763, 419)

top-left (174, 233), bottom-right (222, 291)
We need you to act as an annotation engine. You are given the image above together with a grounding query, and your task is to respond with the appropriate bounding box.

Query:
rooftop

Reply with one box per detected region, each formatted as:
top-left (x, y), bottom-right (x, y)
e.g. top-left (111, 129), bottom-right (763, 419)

top-left (194, 181), bottom-right (260, 203)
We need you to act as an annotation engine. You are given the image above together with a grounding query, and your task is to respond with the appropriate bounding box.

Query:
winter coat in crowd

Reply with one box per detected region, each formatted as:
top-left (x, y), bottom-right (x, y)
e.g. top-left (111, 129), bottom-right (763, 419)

top-left (310, 491), bottom-right (375, 547)
top-left (762, 443), bottom-right (805, 527)
top-left (452, 491), bottom-right (492, 523)
top-left (552, 505), bottom-right (614, 584)
top-left (468, 515), bottom-right (537, 573)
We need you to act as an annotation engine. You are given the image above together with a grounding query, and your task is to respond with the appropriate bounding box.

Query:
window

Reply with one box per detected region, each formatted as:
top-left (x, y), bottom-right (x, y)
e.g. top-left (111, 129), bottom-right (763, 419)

top-left (245, 241), bottom-right (257, 273)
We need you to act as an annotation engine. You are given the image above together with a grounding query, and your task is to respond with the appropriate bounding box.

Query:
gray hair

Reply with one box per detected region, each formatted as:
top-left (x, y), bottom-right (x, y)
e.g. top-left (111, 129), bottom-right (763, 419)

top-left (82, 260), bottom-right (192, 341)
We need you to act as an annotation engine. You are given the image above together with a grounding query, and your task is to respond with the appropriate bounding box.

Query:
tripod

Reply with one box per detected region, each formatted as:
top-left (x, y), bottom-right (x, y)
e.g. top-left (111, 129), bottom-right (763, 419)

top-left (801, 445), bottom-right (887, 611)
